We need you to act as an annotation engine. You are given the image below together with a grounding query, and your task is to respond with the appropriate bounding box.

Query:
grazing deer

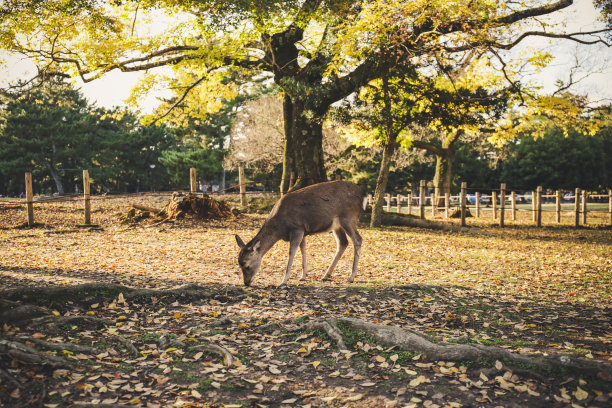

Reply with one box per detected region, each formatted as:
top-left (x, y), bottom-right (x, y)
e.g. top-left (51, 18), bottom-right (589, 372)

top-left (235, 180), bottom-right (366, 286)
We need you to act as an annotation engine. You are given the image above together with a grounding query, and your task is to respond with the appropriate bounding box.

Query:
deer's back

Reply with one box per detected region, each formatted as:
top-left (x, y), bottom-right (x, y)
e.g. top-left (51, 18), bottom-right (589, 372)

top-left (267, 181), bottom-right (364, 237)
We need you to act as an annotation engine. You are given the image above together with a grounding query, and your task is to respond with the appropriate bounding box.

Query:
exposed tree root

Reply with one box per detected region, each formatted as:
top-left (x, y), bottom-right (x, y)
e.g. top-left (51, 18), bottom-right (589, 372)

top-left (0, 339), bottom-right (71, 367)
top-left (191, 343), bottom-right (235, 367)
top-left (26, 315), bottom-right (112, 330)
top-left (0, 282), bottom-right (245, 309)
top-left (17, 336), bottom-right (100, 354)
top-left (294, 317), bottom-right (612, 378)
top-left (110, 335), bottom-right (139, 357)
top-left (0, 367), bottom-right (22, 388)
top-left (0, 299), bottom-right (51, 324)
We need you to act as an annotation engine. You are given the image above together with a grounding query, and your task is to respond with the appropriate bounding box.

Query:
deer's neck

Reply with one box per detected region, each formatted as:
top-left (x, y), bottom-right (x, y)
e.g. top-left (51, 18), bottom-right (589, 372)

top-left (252, 221), bottom-right (283, 255)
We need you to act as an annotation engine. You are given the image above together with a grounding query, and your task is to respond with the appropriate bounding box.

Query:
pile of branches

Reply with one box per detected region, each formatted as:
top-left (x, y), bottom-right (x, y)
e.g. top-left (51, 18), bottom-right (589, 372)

top-left (122, 192), bottom-right (235, 224)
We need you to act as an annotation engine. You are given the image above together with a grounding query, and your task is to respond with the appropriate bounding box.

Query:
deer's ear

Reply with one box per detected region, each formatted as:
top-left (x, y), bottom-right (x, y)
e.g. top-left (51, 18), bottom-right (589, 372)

top-left (235, 235), bottom-right (246, 249)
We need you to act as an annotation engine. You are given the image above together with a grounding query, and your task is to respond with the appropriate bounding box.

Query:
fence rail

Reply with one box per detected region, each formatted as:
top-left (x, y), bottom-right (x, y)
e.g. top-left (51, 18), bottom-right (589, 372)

top-left (371, 180), bottom-right (612, 228)
top-left (3, 172), bottom-right (611, 228)
top-left (2, 166), bottom-right (261, 226)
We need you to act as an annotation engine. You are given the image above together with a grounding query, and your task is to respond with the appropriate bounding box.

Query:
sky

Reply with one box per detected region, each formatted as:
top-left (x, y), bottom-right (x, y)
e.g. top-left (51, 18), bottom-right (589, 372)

top-left (1, 0), bottom-right (611, 113)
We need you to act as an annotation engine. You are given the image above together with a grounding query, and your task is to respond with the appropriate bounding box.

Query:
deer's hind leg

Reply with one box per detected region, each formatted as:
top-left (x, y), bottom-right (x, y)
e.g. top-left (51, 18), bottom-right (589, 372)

top-left (299, 237), bottom-right (308, 281)
top-left (321, 229), bottom-right (348, 281)
top-left (338, 219), bottom-right (362, 283)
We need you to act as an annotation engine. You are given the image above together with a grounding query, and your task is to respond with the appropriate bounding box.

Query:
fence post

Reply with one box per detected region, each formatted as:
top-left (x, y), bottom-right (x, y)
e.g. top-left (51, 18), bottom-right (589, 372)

top-left (434, 187), bottom-right (440, 217)
top-left (574, 188), bottom-right (581, 227)
top-left (475, 192), bottom-right (480, 218)
top-left (386, 194), bottom-right (391, 212)
top-left (445, 192), bottom-right (450, 219)
top-left (511, 191), bottom-right (516, 221)
top-left (532, 190), bottom-right (536, 222)
top-left (500, 184), bottom-right (506, 227)
top-left (407, 192), bottom-right (413, 215)
top-left (536, 186), bottom-right (542, 227)
top-left (396, 194), bottom-right (402, 214)
top-left (419, 180), bottom-right (426, 220)
top-left (238, 164), bottom-right (247, 207)
top-left (431, 191), bottom-right (436, 217)
top-left (555, 190), bottom-right (561, 223)
top-left (25, 172), bottom-right (34, 226)
top-left (609, 189), bottom-right (612, 227)
top-left (492, 191), bottom-right (498, 220)
top-left (367, 194), bottom-right (373, 207)
top-left (460, 182), bottom-right (467, 227)
top-left (190, 168), bottom-right (197, 193)
top-left (582, 190), bottom-right (587, 225)
top-left (83, 170), bottom-right (91, 225)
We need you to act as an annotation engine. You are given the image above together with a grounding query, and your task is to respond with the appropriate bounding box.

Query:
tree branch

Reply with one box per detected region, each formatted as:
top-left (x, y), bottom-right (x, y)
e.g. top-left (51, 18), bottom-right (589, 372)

top-left (151, 72), bottom-right (211, 124)
top-left (411, 140), bottom-right (445, 156)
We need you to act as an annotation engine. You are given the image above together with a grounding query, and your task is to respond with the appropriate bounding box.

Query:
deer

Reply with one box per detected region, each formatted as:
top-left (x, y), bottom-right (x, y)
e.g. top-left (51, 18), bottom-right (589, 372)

top-left (235, 180), bottom-right (367, 286)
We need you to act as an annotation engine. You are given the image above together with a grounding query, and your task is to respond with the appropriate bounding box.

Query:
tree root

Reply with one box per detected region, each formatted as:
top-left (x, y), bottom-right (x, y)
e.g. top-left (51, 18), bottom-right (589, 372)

top-left (0, 339), bottom-right (71, 367)
top-left (0, 282), bottom-right (245, 306)
top-left (191, 343), bottom-right (234, 367)
top-left (0, 299), bottom-right (52, 324)
top-left (110, 335), bottom-right (139, 357)
top-left (293, 317), bottom-right (612, 378)
top-left (27, 315), bottom-right (112, 330)
top-left (0, 367), bottom-right (22, 388)
top-left (17, 336), bottom-right (100, 354)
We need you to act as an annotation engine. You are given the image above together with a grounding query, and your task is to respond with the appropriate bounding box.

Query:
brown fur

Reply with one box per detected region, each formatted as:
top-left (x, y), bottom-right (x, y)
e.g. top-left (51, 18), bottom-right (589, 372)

top-left (235, 181), bottom-right (365, 286)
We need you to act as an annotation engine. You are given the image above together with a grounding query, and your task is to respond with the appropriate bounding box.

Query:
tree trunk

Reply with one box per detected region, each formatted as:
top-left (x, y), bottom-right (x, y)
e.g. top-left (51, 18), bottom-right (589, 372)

top-left (371, 141), bottom-right (397, 227)
top-left (412, 130), bottom-right (461, 206)
top-left (433, 149), bottom-right (453, 206)
top-left (46, 162), bottom-right (64, 195)
top-left (280, 93), bottom-right (296, 195)
top-left (287, 101), bottom-right (327, 192)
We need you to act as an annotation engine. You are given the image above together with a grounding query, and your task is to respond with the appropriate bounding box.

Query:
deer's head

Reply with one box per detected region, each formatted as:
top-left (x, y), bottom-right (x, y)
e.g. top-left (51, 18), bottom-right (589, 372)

top-left (235, 235), bottom-right (262, 286)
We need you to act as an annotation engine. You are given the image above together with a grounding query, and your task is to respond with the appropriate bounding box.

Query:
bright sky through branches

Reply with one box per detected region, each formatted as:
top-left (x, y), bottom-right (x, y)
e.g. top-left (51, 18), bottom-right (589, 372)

top-left (1, 0), bottom-right (610, 112)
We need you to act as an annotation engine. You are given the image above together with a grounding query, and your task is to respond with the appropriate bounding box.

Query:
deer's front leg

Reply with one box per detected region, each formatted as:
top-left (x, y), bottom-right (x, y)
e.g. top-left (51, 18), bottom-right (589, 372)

top-left (280, 231), bottom-right (304, 286)
top-left (299, 237), bottom-right (307, 281)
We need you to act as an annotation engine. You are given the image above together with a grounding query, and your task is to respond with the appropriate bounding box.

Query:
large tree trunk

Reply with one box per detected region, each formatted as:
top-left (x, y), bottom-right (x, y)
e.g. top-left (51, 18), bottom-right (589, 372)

top-left (280, 94), bottom-right (296, 195)
top-left (412, 130), bottom-right (461, 206)
top-left (46, 162), bottom-right (64, 195)
top-left (433, 149), bottom-right (454, 206)
top-left (287, 101), bottom-right (327, 192)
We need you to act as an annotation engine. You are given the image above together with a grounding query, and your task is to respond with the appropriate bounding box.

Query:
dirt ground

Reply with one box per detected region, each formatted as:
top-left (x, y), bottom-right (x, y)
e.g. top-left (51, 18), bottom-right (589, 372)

top-left (0, 195), bottom-right (610, 408)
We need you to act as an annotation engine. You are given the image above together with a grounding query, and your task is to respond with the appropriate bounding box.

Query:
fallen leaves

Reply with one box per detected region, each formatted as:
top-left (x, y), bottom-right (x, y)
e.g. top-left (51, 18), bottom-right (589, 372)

top-left (0, 205), bottom-right (611, 407)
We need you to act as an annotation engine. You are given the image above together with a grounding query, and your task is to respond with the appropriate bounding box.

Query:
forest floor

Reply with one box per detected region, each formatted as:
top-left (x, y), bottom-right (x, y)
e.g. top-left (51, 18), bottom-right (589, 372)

top-left (0, 195), bottom-right (611, 408)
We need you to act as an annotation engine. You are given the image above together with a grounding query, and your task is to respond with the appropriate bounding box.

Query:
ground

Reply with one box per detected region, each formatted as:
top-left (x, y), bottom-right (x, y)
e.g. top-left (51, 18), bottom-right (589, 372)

top-left (0, 194), bottom-right (610, 408)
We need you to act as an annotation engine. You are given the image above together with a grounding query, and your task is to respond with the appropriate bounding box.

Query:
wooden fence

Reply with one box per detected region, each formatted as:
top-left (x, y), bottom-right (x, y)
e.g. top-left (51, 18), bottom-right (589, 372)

top-left (371, 181), bottom-right (612, 228)
top-left (4, 167), bottom-right (251, 227)
top-left (4, 172), bottom-right (612, 228)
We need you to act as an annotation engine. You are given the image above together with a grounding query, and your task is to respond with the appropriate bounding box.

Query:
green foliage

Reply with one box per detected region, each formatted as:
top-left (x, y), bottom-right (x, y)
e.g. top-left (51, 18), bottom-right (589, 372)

top-left (500, 119), bottom-right (611, 190)
top-left (0, 81), bottom-right (176, 195)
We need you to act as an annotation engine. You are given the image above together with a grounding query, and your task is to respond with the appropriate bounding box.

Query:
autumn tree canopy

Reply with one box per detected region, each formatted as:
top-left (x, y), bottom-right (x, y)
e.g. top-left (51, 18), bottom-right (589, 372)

top-left (1, 0), bottom-right (609, 190)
